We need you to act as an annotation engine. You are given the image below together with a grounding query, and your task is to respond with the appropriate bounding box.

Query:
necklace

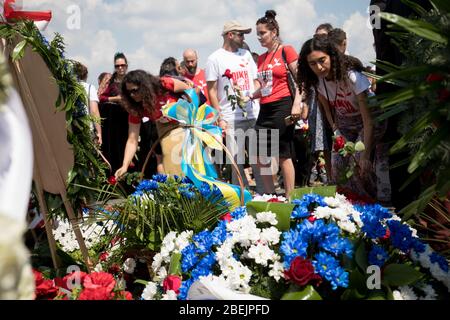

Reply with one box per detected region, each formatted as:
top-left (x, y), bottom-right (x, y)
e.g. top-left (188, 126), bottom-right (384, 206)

top-left (261, 43), bottom-right (280, 82)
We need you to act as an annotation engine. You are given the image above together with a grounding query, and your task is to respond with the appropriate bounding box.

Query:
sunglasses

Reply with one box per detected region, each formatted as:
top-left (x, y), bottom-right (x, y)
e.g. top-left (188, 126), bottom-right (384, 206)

top-left (127, 87), bottom-right (139, 94)
top-left (232, 31), bottom-right (245, 37)
top-left (115, 64), bottom-right (128, 68)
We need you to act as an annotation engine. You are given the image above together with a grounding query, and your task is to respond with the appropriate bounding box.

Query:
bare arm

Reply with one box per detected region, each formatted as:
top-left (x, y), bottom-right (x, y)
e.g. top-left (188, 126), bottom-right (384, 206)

top-left (288, 60), bottom-right (303, 117)
top-left (207, 80), bottom-right (227, 132)
top-left (115, 122), bottom-right (141, 179)
top-left (172, 78), bottom-right (191, 92)
top-left (89, 100), bottom-right (102, 145)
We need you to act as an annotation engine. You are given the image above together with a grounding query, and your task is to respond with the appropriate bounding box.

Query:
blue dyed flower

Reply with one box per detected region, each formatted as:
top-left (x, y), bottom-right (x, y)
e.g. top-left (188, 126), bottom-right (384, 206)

top-left (430, 252), bottom-right (449, 273)
top-left (199, 182), bottom-right (212, 198)
top-left (231, 207), bottom-right (247, 220)
top-left (152, 174), bottom-right (168, 183)
top-left (136, 179), bottom-right (159, 192)
top-left (387, 220), bottom-right (414, 252)
top-left (360, 213), bottom-right (387, 239)
top-left (192, 230), bottom-right (213, 253)
top-left (411, 238), bottom-right (426, 254)
top-left (291, 194), bottom-right (327, 219)
top-left (211, 221), bottom-right (228, 245)
top-left (181, 176), bottom-right (193, 184)
top-left (179, 186), bottom-right (195, 199)
top-left (280, 230), bottom-right (308, 268)
top-left (181, 244), bottom-right (199, 272)
top-left (178, 278), bottom-right (194, 300)
top-left (368, 245), bottom-right (389, 267)
top-left (320, 236), bottom-right (353, 258)
top-left (313, 252), bottom-right (349, 290)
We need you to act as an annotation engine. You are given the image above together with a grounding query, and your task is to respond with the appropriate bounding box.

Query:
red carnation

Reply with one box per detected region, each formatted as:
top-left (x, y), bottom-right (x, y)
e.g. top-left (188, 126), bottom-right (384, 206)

top-left (83, 272), bottom-right (116, 293)
top-left (381, 228), bottom-right (391, 240)
top-left (59, 271), bottom-right (87, 291)
top-left (333, 135), bottom-right (346, 152)
top-left (284, 256), bottom-right (322, 287)
top-left (220, 212), bottom-right (232, 222)
top-left (99, 252), bottom-right (109, 262)
top-left (268, 197), bottom-right (282, 203)
top-left (307, 216), bottom-right (317, 223)
top-left (162, 275), bottom-right (182, 294)
top-left (426, 73), bottom-right (444, 83)
top-left (222, 69), bottom-right (233, 80)
top-left (78, 287), bottom-right (112, 300)
top-left (108, 176), bottom-right (117, 185)
top-left (113, 291), bottom-right (133, 300)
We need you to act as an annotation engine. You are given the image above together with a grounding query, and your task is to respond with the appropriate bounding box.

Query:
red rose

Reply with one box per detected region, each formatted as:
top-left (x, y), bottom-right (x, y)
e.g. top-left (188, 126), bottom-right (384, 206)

top-left (113, 291), bottom-right (133, 300)
top-left (58, 271), bottom-right (87, 290)
top-left (426, 73), bottom-right (444, 83)
top-left (438, 89), bottom-right (450, 103)
top-left (83, 272), bottom-right (116, 293)
top-left (268, 197), bottom-right (282, 203)
top-left (381, 228), bottom-right (391, 240)
top-left (78, 287), bottom-right (112, 300)
top-left (220, 212), bottom-right (232, 222)
top-left (35, 279), bottom-right (58, 299)
top-left (33, 270), bottom-right (44, 286)
top-left (222, 69), bottom-right (233, 80)
top-left (162, 275), bottom-right (182, 294)
top-left (108, 176), bottom-right (117, 185)
top-left (284, 256), bottom-right (322, 287)
top-left (99, 252), bottom-right (109, 262)
top-left (333, 135), bottom-right (346, 152)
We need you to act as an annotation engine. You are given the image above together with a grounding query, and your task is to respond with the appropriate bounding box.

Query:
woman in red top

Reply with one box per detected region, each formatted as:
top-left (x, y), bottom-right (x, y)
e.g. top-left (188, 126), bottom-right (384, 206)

top-left (250, 10), bottom-right (304, 197)
top-left (114, 70), bottom-right (190, 179)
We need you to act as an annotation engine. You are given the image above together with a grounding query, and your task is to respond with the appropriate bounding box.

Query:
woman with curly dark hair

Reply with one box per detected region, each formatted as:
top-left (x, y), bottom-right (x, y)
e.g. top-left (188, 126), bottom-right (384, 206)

top-left (297, 35), bottom-right (390, 203)
top-left (114, 69), bottom-right (191, 179)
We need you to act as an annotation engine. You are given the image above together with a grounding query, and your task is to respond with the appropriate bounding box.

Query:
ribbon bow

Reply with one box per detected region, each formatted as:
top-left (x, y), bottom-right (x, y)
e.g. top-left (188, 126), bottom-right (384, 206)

top-left (163, 88), bottom-right (252, 209)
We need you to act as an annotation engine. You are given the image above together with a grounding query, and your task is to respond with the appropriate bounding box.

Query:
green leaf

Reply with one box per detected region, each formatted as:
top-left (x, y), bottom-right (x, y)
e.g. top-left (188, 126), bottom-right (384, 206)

top-left (429, 0), bottom-right (450, 13)
top-left (346, 169), bottom-right (354, 179)
top-left (380, 84), bottom-right (430, 109)
top-left (281, 285), bottom-right (322, 300)
top-left (400, 0), bottom-right (429, 16)
top-left (381, 12), bottom-right (448, 44)
top-left (382, 264), bottom-right (424, 286)
top-left (341, 288), bottom-right (366, 300)
top-left (348, 269), bottom-right (368, 295)
top-left (290, 185), bottom-right (337, 201)
top-left (355, 241), bottom-right (368, 273)
top-left (134, 279), bottom-right (149, 286)
top-left (11, 39), bottom-right (27, 61)
top-left (246, 201), bottom-right (295, 231)
top-left (169, 253), bottom-right (182, 276)
top-left (367, 290), bottom-right (387, 300)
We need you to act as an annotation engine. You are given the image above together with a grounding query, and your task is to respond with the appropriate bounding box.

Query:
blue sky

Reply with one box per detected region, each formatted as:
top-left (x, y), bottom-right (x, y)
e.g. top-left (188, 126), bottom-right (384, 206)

top-left (25, 0), bottom-right (375, 85)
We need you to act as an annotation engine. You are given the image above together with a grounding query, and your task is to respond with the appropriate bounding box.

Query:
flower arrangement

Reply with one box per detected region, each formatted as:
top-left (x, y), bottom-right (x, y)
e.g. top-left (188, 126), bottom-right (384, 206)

top-left (140, 192), bottom-right (450, 300)
top-left (332, 131), bottom-right (366, 182)
top-left (222, 69), bottom-right (248, 118)
top-left (33, 269), bottom-right (132, 300)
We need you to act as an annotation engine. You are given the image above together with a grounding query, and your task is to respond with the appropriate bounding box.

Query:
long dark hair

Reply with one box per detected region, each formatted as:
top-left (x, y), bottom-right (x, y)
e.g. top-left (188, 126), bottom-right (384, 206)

top-left (297, 34), bottom-right (363, 100)
top-left (121, 70), bottom-right (162, 117)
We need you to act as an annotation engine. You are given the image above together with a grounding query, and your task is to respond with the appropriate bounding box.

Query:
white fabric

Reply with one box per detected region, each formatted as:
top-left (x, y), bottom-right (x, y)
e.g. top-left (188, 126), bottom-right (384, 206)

top-left (205, 48), bottom-right (259, 122)
top-left (81, 81), bottom-right (99, 103)
top-left (0, 88), bottom-right (33, 223)
top-left (317, 70), bottom-right (371, 117)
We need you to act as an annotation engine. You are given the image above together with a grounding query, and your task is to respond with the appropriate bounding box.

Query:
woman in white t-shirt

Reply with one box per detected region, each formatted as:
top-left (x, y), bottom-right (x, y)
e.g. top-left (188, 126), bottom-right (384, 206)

top-left (297, 35), bottom-right (389, 203)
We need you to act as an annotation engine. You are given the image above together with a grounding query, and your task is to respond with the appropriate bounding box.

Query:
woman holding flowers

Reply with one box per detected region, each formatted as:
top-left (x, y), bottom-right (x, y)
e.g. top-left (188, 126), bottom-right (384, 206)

top-left (250, 10), bottom-right (304, 197)
top-left (297, 35), bottom-right (390, 203)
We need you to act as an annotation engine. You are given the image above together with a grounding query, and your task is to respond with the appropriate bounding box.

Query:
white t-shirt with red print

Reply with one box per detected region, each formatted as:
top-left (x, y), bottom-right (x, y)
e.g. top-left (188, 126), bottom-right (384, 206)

top-left (205, 48), bottom-right (259, 122)
top-left (317, 70), bottom-right (371, 118)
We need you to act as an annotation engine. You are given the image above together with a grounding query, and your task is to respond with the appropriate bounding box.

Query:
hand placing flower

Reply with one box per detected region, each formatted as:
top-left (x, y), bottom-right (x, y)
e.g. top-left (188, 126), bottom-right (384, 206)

top-left (222, 69), bottom-right (248, 118)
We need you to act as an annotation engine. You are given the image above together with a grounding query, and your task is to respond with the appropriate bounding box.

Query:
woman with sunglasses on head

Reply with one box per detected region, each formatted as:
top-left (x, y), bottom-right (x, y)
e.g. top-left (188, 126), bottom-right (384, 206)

top-left (249, 10), bottom-right (304, 197)
top-left (98, 52), bottom-right (130, 174)
top-left (297, 35), bottom-right (390, 203)
top-left (114, 69), bottom-right (191, 180)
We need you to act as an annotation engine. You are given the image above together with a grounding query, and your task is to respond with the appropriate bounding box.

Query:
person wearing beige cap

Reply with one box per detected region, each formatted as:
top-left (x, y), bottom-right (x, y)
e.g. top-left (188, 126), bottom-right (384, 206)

top-left (205, 19), bottom-right (263, 194)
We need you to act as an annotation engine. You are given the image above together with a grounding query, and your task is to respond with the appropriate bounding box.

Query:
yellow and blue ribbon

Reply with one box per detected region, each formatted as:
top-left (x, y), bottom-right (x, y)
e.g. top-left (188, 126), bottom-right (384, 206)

top-left (163, 88), bottom-right (251, 209)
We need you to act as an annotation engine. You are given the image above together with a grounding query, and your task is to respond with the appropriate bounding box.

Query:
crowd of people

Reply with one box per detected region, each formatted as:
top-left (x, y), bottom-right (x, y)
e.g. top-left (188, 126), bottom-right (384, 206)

top-left (73, 10), bottom-right (391, 204)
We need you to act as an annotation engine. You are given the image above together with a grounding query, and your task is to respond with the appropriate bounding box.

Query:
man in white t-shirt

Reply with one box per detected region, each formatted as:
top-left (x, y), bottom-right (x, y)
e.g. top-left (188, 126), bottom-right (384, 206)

top-left (206, 20), bottom-right (262, 192)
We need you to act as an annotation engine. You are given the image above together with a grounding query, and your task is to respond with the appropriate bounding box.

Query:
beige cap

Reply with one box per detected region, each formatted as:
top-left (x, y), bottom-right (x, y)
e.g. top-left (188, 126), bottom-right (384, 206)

top-left (222, 20), bottom-right (252, 35)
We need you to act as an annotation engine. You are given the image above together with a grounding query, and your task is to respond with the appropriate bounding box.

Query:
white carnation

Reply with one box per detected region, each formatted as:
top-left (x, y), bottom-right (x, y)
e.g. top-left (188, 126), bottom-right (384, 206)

top-left (123, 258), bottom-right (136, 274)
top-left (259, 227), bottom-right (281, 245)
top-left (141, 282), bottom-right (158, 300)
top-left (256, 211), bottom-right (278, 225)
top-left (161, 290), bottom-right (178, 300)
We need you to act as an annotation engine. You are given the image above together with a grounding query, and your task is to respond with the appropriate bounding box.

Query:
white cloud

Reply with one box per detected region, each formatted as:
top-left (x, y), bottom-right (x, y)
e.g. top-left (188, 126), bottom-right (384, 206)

top-left (27, 0), bottom-right (374, 84)
top-left (343, 11), bottom-right (376, 66)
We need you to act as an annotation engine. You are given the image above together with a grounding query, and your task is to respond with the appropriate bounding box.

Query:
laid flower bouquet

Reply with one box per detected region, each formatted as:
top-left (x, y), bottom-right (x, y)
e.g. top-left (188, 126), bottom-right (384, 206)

top-left (222, 69), bottom-right (248, 118)
top-left (33, 269), bottom-right (132, 300)
top-left (140, 192), bottom-right (450, 300)
top-left (332, 132), bottom-right (366, 182)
